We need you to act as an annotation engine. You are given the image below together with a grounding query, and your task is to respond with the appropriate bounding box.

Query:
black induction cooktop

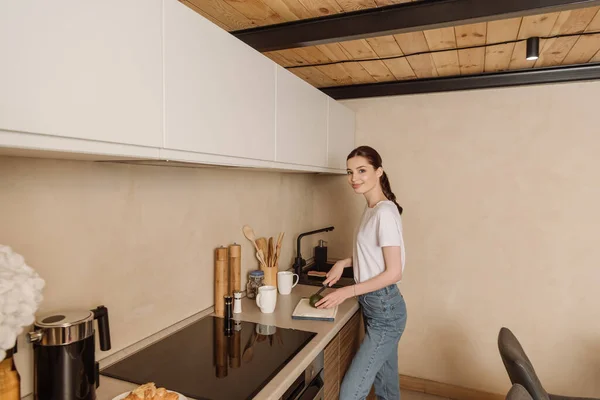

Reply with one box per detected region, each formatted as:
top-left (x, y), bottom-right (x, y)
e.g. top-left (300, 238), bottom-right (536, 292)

top-left (101, 316), bottom-right (316, 400)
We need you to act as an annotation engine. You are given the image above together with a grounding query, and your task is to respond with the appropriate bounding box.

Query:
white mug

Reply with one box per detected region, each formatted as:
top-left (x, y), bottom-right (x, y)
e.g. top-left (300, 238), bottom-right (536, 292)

top-left (277, 271), bottom-right (299, 295)
top-left (256, 285), bottom-right (277, 313)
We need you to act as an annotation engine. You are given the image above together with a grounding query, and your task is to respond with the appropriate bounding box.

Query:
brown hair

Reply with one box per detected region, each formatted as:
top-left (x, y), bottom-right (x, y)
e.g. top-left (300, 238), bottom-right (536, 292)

top-left (347, 146), bottom-right (403, 215)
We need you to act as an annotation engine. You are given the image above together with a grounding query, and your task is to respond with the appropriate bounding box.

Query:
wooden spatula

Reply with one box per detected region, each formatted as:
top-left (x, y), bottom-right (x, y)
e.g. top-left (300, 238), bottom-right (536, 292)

top-left (243, 225), bottom-right (267, 268)
top-left (256, 237), bottom-right (268, 263)
top-left (268, 237), bottom-right (274, 268)
top-left (274, 232), bottom-right (284, 268)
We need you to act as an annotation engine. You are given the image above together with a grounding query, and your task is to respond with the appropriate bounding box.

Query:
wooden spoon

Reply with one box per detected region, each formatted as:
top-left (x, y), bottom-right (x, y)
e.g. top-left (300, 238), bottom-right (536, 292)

top-left (242, 225), bottom-right (259, 250)
top-left (243, 225), bottom-right (267, 268)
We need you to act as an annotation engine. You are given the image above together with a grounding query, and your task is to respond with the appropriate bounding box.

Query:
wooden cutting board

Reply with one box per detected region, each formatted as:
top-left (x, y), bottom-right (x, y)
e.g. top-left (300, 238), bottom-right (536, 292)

top-left (292, 298), bottom-right (337, 322)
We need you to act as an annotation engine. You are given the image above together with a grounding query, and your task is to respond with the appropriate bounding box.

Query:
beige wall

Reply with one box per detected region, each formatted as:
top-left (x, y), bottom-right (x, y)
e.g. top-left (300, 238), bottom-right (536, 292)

top-left (4, 80), bottom-right (600, 398)
top-left (315, 81), bottom-right (600, 397)
top-left (0, 156), bottom-right (330, 395)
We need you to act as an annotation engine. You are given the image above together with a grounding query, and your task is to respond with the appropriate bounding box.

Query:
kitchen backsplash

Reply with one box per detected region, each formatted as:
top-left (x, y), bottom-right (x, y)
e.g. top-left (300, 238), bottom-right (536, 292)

top-left (0, 155), bottom-right (336, 395)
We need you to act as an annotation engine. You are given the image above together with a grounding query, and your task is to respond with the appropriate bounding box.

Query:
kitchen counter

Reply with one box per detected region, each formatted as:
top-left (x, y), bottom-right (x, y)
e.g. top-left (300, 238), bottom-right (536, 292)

top-left (22, 285), bottom-right (358, 400)
top-left (230, 284), bottom-right (359, 400)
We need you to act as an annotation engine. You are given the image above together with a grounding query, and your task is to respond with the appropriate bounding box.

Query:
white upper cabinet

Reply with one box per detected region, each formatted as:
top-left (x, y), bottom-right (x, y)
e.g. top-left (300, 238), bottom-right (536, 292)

top-left (0, 0), bottom-right (163, 148)
top-left (327, 99), bottom-right (356, 170)
top-left (0, 0), bottom-right (354, 173)
top-left (163, 0), bottom-right (276, 161)
top-left (276, 67), bottom-right (328, 167)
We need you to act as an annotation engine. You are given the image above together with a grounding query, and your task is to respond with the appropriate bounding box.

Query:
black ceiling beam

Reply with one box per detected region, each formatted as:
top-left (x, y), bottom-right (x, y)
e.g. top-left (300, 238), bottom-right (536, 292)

top-left (319, 63), bottom-right (600, 99)
top-left (232, 0), bottom-right (600, 52)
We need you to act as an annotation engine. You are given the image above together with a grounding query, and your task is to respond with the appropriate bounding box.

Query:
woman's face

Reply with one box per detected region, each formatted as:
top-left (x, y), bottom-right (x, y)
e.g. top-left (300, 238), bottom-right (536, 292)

top-left (346, 156), bottom-right (382, 195)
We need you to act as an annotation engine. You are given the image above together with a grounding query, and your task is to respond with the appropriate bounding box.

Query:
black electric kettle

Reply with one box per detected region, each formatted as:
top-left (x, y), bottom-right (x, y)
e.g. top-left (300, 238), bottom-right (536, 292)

top-left (27, 305), bottom-right (111, 400)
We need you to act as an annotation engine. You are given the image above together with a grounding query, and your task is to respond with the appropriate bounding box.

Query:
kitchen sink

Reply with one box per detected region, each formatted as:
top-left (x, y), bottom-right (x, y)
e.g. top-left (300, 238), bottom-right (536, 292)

top-left (297, 260), bottom-right (355, 289)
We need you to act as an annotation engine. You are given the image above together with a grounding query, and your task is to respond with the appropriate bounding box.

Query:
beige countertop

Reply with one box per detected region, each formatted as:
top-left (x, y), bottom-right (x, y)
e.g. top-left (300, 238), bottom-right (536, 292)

top-left (26, 285), bottom-right (358, 400)
top-left (231, 285), bottom-right (359, 400)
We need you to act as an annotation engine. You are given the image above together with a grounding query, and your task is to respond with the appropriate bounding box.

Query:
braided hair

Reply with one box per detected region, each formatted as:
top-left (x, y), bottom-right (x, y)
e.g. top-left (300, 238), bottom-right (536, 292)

top-left (347, 146), bottom-right (403, 215)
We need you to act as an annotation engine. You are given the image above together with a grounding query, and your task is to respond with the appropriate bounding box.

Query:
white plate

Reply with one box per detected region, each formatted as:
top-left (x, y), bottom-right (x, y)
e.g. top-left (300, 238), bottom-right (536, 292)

top-left (112, 391), bottom-right (187, 400)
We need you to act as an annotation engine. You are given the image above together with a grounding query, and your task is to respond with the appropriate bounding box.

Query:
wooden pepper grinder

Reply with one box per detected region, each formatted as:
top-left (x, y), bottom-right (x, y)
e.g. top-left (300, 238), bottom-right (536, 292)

top-left (0, 343), bottom-right (20, 400)
top-left (214, 246), bottom-right (229, 318)
top-left (229, 243), bottom-right (241, 294)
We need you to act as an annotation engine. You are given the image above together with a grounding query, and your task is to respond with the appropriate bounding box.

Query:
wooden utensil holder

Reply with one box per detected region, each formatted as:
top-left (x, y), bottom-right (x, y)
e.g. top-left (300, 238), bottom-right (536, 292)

top-left (260, 264), bottom-right (278, 288)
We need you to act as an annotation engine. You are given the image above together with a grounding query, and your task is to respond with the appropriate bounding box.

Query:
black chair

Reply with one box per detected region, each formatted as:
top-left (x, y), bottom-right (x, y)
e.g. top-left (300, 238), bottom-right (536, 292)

top-left (507, 384), bottom-right (534, 400)
top-left (498, 327), bottom-right (599, 400)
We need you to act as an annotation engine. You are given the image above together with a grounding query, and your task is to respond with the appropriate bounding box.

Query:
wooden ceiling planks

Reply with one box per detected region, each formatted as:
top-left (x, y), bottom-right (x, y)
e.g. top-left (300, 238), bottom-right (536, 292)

top-left (294, 67), bottom-right (338, 86)
top-left (509, 12), bottom-right (561, 70)
top-left (184, 0), bottom-right (423, 30)
top-left (455, 23), bottom-right (487, 75)
top-left (485, 18), bottom-right (522, 72)
top-left (296, 0), bottom-right (343, 16)
top-left (423, 27), bottom-right (460, 77)
top-left (562, 8), bottom-right (600, 63)
top-left (185, 0), bottom-right (600, 88)
top-left (338, 39), bottom-right (396, 82)
top-left (357, 60), bottom-right (397, 82)
top-left (315, 43), bottom-right (377, 84)
top-left (338, 39), bottom-right (378, 59)
top-left (183, 0), bottom-right (252, 30)
top-left (365, 35), bottom-right (402, 57)
top-left (273, 49), bottom-right (309, 66)
top-left (265, 0), bottom-right (314, 20)
top-left (221, 0), bottom-right (287, 26)
top-left (293, 46), bottom-right (332, 64)
top-left (291, 46), bottom-right (360, 85)
top-left (264, 51), bottom-right (291, 65)
top-left (394, 32), bottom-right (438, 78)
top-left (366, 36), bottom-right (416, 80)
top-left (316, 43), bottom-right (350, 60)
top-left (336, 0), bottom-right (378, 12)
top-left (373, 0), bottom-right (413, 5)
top-left (535, 6), bottom-right (600, 67)
top-left (182, 0), bottom-right (344, 30)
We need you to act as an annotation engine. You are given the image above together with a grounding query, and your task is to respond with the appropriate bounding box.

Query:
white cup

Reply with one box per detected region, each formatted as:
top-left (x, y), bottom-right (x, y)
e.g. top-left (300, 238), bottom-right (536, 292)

top-left (277, 271), bottom-right (299, 295)
top-left (256, 285), bottom-right (277, 313)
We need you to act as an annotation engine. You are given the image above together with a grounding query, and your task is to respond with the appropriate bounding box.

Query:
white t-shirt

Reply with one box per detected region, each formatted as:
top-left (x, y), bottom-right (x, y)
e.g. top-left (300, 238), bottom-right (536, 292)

top-left (352, 200), bottom-right (405, 283)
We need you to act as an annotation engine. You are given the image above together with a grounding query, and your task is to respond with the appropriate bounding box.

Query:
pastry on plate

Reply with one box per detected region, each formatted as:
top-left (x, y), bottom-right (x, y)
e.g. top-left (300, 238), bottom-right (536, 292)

top-left (123, 383), bottom-right (179, 400)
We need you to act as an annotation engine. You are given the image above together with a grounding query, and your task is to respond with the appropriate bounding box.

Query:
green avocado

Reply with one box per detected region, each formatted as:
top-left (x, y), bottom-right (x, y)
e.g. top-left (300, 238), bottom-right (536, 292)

top-left (309, 294), bottom-right (323, 308)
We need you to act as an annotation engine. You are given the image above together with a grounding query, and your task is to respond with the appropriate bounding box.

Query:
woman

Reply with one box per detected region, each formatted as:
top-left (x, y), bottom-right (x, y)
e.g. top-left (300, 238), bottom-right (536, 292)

top-left (315, 145), bottom-right (407, 400)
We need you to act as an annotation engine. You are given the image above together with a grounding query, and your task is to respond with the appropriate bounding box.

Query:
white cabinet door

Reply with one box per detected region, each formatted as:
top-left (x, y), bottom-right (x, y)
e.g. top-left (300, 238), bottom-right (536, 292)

top-left (0, 0), bottom-right (163, 148)
top-left (164, 0), bottom-right (276, 161)
top-left (327, 99), bottom-right (355, 170)
top-left (276, 67), bottom-right (328, 167)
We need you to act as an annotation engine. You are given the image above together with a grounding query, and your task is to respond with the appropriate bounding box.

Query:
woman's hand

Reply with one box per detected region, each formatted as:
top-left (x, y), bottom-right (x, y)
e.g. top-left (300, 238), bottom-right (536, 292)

top-left (322, 259), bottom-right (350, 287)
top-left (315, 286), bottom-right (353, 309)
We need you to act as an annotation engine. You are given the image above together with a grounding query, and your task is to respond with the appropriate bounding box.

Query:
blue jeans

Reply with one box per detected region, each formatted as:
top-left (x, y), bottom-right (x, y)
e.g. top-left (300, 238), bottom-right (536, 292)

top-left (340, 284), bottom-right (407, 400)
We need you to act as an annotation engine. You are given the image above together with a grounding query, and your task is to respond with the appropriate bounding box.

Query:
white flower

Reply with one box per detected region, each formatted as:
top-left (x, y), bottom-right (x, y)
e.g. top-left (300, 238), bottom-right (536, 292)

top-left (0, 246), bottom-right (45, 361)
